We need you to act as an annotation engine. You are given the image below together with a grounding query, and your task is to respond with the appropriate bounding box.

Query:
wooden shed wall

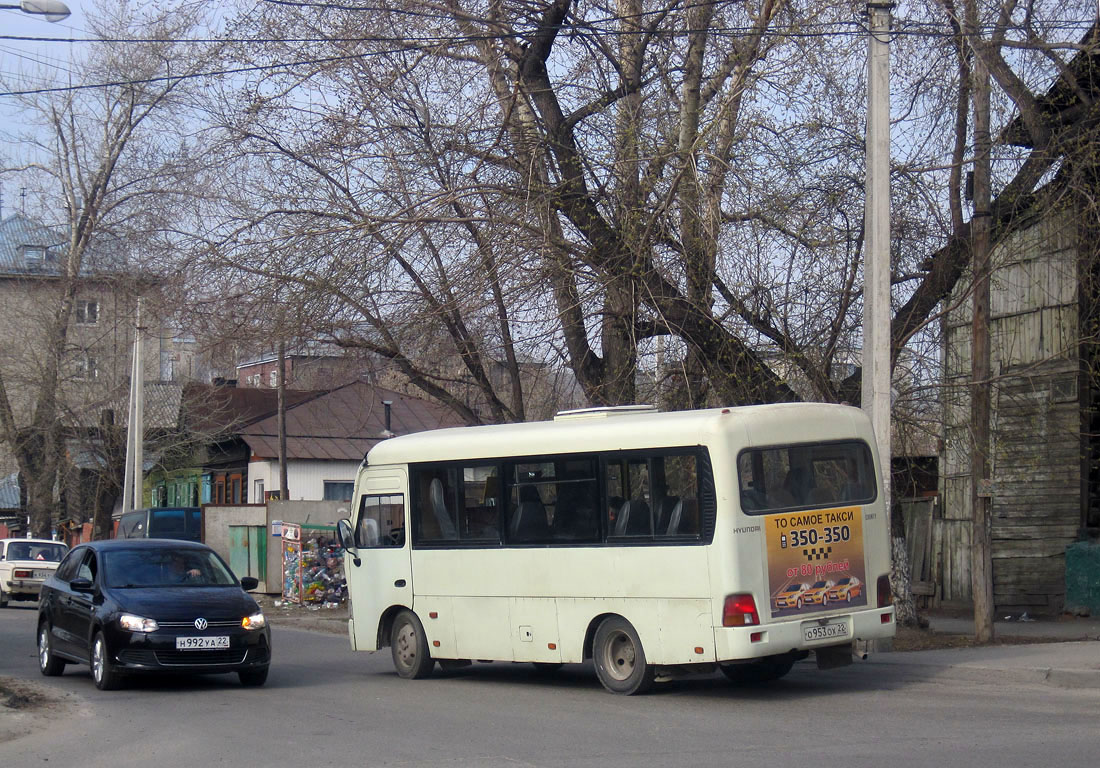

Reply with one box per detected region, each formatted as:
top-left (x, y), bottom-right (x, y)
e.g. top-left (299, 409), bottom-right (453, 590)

top-left (939, 212), bottom-right (1081, 613)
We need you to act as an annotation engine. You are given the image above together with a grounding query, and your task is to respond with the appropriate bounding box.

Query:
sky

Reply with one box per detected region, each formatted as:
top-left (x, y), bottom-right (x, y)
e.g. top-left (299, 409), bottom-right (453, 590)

top-left (0, 0), bottom-right (86, 219)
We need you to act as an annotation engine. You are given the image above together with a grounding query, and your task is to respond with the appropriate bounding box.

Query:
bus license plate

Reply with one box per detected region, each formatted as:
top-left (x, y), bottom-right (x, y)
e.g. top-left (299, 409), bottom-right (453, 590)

top-left (176, 636), bottom-right (230, 650)
top-left (802, 622), bottom-right (849, 643)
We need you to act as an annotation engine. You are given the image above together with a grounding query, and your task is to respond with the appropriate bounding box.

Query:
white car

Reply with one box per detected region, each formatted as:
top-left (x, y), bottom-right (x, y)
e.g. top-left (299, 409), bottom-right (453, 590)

top-left (0, 538), bottom-right (69, 607)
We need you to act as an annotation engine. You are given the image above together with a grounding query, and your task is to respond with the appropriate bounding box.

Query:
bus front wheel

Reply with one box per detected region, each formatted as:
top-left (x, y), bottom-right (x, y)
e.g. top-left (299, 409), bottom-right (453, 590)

top-left (391, 610), bottom-right (434, 679)
top-left (592, 617), bottom-right (655, 695)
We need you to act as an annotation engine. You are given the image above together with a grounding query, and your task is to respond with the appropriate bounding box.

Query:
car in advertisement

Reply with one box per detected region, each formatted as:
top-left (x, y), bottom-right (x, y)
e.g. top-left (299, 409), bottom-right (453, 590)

top-left (801, 579), bottom-right (836, 606)
top-left (825, 575), bottom-right (863, 603)
top-left (773, 581), bottom-right (811, 610)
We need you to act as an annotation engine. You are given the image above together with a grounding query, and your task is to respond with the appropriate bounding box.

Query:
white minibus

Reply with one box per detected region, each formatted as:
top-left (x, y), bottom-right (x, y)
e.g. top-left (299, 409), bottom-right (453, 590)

top-left (336, 403), bottom-right (896, 694)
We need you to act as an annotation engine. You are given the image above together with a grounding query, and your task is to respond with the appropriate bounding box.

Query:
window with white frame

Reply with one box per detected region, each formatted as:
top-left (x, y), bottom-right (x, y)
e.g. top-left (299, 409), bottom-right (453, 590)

top-left (268, 370), bottom-right (277, 387)
top-left (75, 353), bottom-right (98, 380)
top-left (75, 300), bottom-right (99, 325)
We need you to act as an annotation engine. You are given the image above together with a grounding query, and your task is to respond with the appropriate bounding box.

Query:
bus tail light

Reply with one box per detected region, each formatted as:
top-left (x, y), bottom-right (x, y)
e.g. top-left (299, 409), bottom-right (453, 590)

top-left (877, 574), bottom-right (892, 608)
top-left (723, 594), bottom-right (759, 626)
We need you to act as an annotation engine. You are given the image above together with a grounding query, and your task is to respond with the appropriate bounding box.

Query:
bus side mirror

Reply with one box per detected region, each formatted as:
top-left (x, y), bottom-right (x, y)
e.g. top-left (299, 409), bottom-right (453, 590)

top-left (336, 519), bottom-right (357, 553)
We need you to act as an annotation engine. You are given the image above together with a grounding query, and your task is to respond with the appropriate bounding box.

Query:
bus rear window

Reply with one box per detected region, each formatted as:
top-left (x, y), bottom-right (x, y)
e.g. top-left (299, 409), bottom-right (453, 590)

top-left (737, 441), bottom-right (875, 514)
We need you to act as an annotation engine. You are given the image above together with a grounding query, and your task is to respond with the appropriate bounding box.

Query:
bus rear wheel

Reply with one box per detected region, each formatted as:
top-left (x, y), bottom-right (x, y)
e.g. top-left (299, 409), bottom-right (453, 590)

top-left (391, 610), bottom-right (434, 679)
top-left (592, 617), bottom-right (655, 695)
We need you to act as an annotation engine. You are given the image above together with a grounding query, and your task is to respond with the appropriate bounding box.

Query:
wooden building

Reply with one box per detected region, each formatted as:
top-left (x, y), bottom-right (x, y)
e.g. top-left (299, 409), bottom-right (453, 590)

top-left (941, 210), bottom-right (1089, 614)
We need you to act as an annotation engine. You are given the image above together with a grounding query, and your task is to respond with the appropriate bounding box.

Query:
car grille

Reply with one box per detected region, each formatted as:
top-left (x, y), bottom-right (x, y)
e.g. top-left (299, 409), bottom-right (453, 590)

top-left (157, 620), bottom-right (243, 629)
top-left (115, 648), bottom-right (248, 666)
top-left (155, 649), bottom-right (249, 666)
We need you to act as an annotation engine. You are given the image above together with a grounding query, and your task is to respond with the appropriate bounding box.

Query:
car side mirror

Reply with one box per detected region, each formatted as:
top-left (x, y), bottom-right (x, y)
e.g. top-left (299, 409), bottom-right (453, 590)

top-left (240, 576), bottom-right (259, 591)
top-left (336, 518), bottom-right (361, 567)
top-left (336, 518), bottom-right (357, 553)
top-left (70, 577), bottom-right (94, 593)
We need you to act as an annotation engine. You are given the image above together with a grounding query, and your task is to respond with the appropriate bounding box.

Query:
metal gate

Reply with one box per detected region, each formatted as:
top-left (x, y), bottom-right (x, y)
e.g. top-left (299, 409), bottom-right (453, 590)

top-left (229, 525), bottom-right (266, 583)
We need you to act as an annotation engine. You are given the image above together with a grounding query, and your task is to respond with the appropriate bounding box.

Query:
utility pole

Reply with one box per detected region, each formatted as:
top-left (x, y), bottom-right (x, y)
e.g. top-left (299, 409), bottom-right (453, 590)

top-left (863, 2), bottom-right (893, 492)
top-left (277, 337), bottom-right (289, 502)
top-left (122, 298), bottom-right (145, 512)
top-left (968, 0), bottom-right (995, 643)
top-left (864, 2), bottom-right (916, 626)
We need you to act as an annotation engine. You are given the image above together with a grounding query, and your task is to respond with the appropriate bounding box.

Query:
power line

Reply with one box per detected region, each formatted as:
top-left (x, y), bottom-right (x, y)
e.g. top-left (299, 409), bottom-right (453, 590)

top-left (0, 17), bottom-right (1095, 45)
top-left (0, 16), bottom-right (1093, 98)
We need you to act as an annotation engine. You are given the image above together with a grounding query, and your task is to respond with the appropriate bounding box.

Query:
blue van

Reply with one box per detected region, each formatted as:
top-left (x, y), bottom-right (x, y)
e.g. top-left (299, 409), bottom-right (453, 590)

top-left (116, 507), bottom-right (202, 542)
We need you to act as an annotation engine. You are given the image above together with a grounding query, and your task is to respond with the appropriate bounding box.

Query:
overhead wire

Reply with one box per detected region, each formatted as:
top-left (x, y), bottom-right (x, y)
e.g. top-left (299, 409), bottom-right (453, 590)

top-left (0, 10), bottom-right (1093, 98)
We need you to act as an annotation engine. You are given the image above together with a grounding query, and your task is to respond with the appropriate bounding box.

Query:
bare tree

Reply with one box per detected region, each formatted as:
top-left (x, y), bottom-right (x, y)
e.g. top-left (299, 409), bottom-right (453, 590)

top-left (0, 1), bottom-right (228, 536)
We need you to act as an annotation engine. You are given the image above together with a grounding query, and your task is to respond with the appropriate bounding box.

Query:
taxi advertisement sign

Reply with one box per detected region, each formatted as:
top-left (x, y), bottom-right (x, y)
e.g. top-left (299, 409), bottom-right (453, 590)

top-left (766, 506), bottom-right (867, 618)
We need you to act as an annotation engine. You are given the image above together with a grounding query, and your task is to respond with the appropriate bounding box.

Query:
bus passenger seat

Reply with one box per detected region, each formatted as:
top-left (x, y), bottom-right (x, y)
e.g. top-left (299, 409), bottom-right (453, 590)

top-left (429, 478), bottom-right (458, 539)
top-left (511, 485), bottom-right (548, 540)
top-left (664, 499), bottom-right (683, 535)
top-left (614, 499), bottom-right (651, 536)
top-left (655, 496), bottom-right (680, 534)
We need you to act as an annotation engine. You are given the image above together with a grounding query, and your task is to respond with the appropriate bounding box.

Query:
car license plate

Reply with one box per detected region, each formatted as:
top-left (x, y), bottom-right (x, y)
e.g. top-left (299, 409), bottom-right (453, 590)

top-left (175, 636), bottom-right (230, 650)
top-left (32, 570), bottom-right (49, 579)
top-left (802, 622), bottom-right (849, 643)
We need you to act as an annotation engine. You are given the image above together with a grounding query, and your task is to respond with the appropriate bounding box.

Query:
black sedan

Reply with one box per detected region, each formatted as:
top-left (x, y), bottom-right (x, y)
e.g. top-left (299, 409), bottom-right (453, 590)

top-left (37, 539), bottom-right (271, 690)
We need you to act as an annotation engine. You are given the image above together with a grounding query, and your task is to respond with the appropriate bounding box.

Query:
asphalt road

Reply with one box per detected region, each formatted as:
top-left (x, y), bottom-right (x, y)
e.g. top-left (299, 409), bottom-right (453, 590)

top-left (2, 602), bottom-right (1098, 767)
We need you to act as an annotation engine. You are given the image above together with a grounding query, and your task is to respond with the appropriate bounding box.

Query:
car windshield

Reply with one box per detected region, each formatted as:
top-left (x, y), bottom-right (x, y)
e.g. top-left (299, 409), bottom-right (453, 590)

top-left (6, 542), bottom-right (67, 562)
top-left (836, 578), bottom-right (851, 585)
top-left (102, 548), bottom-right (238, 588)
top-left (782, 585), bottom-right (800, 593)
top-left (811, 581), bottom-right (828, 589)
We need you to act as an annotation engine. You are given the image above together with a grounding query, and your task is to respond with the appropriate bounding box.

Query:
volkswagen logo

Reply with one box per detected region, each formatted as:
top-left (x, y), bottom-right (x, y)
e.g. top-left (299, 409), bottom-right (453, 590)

top-left (194, 618), bottom-right (208, 631)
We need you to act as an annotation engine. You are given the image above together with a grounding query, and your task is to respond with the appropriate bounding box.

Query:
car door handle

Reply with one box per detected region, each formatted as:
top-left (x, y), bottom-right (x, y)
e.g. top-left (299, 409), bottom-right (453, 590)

top-left (394, 579), bottom-right (406, 588)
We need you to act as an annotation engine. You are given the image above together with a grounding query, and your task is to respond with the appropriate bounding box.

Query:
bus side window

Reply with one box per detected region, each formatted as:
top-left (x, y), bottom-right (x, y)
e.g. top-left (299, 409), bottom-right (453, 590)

top-left (415, 472), bottom-right (459, 542)
top-left (656, 454), bottom-right (700, 537)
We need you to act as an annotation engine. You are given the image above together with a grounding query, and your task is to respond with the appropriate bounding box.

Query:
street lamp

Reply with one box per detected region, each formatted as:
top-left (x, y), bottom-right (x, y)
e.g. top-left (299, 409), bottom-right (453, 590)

top-left (0, 0), bottom-right (71, 22)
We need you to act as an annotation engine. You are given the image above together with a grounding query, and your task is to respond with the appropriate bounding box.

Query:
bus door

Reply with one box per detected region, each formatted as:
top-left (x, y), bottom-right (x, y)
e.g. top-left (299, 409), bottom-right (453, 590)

top-left (347, 469), bottom-right (411, 652)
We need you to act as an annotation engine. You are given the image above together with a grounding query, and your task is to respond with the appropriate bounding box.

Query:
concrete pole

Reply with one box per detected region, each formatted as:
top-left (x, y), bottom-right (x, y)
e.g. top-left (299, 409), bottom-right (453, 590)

top-left (133, 298), bottom-right (144, 508)
top-left (863, 3), bottom-right (893, 506)
top-left (968, 0), bottom-right (995, 643)
top-left (121, 298), bottom-right (144, 513)
top-left (121, 332), bottom-right (137, 514)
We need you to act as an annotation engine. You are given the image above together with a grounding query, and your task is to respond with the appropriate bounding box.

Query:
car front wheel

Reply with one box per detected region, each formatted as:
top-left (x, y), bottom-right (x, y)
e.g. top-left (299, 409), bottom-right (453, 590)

top-left (38, 624), bottom-right (65, 676)
top-left (91, 632), bottom-right (124, 691)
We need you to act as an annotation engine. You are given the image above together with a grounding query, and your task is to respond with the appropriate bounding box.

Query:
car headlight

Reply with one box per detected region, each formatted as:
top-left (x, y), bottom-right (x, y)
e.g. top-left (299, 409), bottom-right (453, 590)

top-left (242, 612), bottom-right (266, 631)
top-left (119, 614), bottom-right (159, 633)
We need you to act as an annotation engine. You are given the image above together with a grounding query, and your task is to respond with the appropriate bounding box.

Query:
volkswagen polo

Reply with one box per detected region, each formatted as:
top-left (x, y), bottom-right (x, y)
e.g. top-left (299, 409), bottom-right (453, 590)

top-left (36, 539), bottom-right (271, 690)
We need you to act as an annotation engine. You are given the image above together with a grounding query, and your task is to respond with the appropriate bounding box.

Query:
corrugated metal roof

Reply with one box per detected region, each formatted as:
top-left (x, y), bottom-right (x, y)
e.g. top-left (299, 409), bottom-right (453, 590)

top-left (182, 382), bottom-right (320, 434)
top-left (0, 213), bottom-right (65, 273)
top-left (0, 473), bottom-right (19, 511)
top-left (239, 380), bottom-right (464, 461)
top-left (241, 434), bottom-right (376, 462)
top-left (66, 382), bottom-right (184, 430)
top-left (0, 213), bottom-right (127, 276)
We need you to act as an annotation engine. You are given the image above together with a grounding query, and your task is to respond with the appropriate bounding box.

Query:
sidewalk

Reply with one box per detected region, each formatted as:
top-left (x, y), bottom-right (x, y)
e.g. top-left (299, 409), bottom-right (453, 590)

top-left (867, 613), bottom-right (1100, 690)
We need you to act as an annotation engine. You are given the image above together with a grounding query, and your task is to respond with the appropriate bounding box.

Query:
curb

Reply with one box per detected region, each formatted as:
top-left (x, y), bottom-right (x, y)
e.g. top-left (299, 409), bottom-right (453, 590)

top-left (863, 658), bottom-right (1100, 690)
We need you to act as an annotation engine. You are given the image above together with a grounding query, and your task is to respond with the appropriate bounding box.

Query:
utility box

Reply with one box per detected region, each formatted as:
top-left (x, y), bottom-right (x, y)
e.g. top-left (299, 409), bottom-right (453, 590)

top-left (1064, 541), bottom-right (1100, 616)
